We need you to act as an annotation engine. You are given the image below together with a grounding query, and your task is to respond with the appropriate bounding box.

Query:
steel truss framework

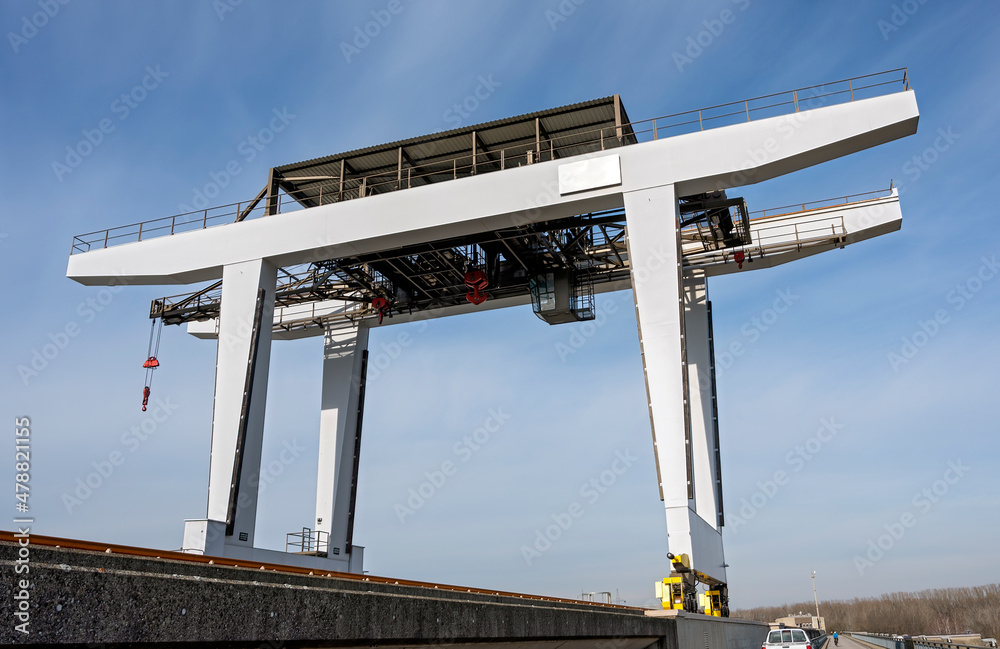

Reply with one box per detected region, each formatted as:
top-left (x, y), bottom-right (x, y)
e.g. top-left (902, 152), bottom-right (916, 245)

top-left (151, 209), bottom-right (628, 328)
top-left (149, 195), bottom-right (756, 333)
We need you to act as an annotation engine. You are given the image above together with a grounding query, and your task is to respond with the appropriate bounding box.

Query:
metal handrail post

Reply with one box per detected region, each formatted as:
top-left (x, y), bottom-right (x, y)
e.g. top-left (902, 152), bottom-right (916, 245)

top-left (137, 222), bottom-right (143, 242)
top-left (699, 110), bottom-right (704, 130)
top-left (652, 118), bottom-right (657, 140)
top-left (104, 230), bottom-right (109, 248)
top-left (848, 79), bottom-right (855, 101)
top-left (203, 210), bottom-right (208, 229)
top-left (793, 90), bottom-right (799, 112)
top-left (745, 100), bottom-right (750, 121)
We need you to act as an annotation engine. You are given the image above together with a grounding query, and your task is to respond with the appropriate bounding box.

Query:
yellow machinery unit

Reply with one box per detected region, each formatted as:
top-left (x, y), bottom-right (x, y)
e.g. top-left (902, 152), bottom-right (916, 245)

top-left (655, 575), bottom-right (689, 610)
top-left (705, 590), bottom-right (723, 617)
top-left (654, 553), bottom-right (729, 616)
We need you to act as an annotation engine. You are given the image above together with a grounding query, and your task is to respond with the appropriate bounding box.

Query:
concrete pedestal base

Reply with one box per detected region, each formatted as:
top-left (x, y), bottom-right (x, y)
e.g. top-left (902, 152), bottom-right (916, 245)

top-left (180, 519), bottom-right (363, 573)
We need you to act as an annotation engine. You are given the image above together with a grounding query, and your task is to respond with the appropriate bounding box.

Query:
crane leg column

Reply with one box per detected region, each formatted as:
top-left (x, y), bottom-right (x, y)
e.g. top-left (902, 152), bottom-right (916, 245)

top-left (182, 258), bottom-right (277, 556)
top-left (684, 276), bottom-right (725, 534)
top-left (624, 185), bottom-right (727, 589)
top-left (314, 321), bottom-right (369, 573)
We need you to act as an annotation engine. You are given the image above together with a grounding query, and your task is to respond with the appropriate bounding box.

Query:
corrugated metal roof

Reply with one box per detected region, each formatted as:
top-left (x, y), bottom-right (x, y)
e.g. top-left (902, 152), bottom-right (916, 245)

top-left (272, 95), bottom-right (636, 208)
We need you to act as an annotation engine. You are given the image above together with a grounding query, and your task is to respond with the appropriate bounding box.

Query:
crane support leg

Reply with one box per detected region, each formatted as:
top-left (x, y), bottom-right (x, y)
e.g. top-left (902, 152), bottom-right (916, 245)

top-left (183, 258), bottom-right (277, 555)
top-left (625, 185), bottom-right (727, 586)
top-left (314, 321), bottom-right (369, 572)
top-left (684, 277), bottom-right (725, 531)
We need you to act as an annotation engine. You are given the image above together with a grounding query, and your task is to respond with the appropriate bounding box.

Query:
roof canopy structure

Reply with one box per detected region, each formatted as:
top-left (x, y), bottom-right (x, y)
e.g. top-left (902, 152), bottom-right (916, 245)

top-left (272, 95), bottom-right (637, 209)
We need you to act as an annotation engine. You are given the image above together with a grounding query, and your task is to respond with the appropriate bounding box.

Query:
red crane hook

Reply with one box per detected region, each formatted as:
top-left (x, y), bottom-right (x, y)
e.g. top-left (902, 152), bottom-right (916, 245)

top-left (372, 296), bottom-right (391, 324)
top-left (464, 269), bottom-right (489, 305)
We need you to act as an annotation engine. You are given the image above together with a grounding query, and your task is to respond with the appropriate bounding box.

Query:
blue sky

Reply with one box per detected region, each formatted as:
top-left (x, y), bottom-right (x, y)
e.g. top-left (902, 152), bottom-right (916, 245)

top-left (1, 0), bottom-right (998, 610)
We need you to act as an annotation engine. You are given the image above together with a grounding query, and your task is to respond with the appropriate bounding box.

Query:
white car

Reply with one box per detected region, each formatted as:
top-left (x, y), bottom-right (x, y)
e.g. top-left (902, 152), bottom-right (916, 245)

top-left (763, 628), bottom-right (816, 649)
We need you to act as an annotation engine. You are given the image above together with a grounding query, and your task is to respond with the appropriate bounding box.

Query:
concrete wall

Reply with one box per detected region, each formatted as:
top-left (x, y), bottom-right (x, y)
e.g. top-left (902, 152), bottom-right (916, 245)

top-left (1, 541), bottom-right (766, 649)
top-left (650, 611), bottom-right (769, 649)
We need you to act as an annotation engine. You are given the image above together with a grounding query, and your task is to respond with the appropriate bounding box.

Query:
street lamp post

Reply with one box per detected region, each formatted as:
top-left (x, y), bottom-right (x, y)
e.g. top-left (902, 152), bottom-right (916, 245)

top-left (811, 571), bottom-right (821, 624)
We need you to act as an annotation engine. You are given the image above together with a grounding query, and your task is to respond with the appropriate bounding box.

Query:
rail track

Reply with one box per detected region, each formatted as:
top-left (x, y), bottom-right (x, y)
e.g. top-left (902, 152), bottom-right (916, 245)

top-left (0, 530), bottom-right (641, 611)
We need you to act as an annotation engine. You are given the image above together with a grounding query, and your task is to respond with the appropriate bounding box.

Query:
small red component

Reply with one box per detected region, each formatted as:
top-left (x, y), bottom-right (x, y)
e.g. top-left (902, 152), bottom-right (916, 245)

top-left (142, 356), bottom-right (159, 369)
top-left (142, 385), bottom-right (150, 412)
top-left (734, 250), bottom-right (745, 269)
top-left (372, 297), bottom-right (391, 324)
top-left (464, 269), bottom-right (489, 305)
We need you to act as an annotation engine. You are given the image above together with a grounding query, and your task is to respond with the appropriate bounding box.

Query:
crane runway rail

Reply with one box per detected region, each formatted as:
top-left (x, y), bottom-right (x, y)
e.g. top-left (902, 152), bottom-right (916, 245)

top-left (0, 530), bottom-right (641, 611)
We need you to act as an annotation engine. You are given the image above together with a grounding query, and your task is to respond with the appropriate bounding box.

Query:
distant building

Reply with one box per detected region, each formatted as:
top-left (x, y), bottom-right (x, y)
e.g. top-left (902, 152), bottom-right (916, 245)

top-left (773, 613), bottom-right (826, 632)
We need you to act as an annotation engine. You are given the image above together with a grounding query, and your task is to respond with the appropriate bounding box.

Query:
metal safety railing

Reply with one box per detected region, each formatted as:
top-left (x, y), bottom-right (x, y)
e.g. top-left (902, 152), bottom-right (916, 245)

top-left (70, 69), bottom-right (911, 255)
top-left (683, 211), bottom-right (848, 267)
top-left (852, 632), bottom-right (907, 649)
top-left (285, 527), bottom-right (329, 556)
top-left (852, 633), bottom-right (997, 649)
top-left (748, 187), bottom-right (894, 220)
top-left (682, 187), bottom-right (897, 267)
top-left (915, 642), bottom-right (999, 649)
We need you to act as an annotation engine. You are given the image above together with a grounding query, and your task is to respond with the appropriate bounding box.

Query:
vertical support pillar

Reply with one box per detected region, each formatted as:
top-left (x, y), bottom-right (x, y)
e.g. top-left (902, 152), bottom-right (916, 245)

top-left (264, 168), bottom-right (281, 216)
top-left (315, 321), bottom-right (370, 566)
top-left (338, 159), bottom-right (345, 202)
top-left (205, 258), bottom-right (277, 549)
top-left (707, 300), bottom-right (724, 528)
top-left (613, 93), bottom-right (623, 142)
top-left (471, 131), bottom-right (477, 175)
top-left (397, 146), bottom-right (403, 189)
top-left (684, 275), bottom-right (723, 530)
top-left (535, 118), bottom-right (541, 160)
top-left (624, 185), bottom-right (727, 585)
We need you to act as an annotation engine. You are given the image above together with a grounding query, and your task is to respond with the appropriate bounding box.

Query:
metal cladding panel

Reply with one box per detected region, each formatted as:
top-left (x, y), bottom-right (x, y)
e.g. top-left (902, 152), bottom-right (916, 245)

top-left (688, 509), bottom-right (726, 583)
top-left (558, 155), bottom-right (622, 194)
